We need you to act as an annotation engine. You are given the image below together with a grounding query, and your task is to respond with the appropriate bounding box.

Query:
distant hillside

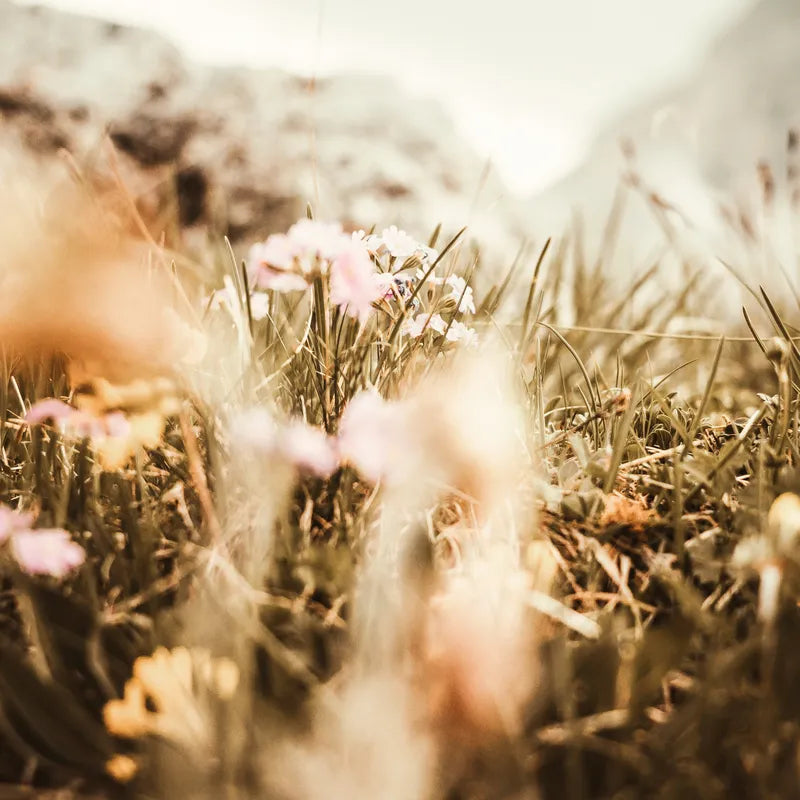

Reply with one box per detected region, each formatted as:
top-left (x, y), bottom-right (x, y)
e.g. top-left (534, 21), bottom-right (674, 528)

top-left (0, 0), bottom-right (527, 265)
top-left (533, 0), bottom-right (800, 227)
top-left (527, 0), bottom-right (800, 316)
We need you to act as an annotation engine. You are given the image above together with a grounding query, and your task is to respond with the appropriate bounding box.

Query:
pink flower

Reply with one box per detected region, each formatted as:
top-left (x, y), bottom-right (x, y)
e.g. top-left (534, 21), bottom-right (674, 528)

top-left (248, 235), bottom-right (309, 292)
top-left (256, 270), bottom-right (309, 293)
top-left (253, 235), bottom-right (295, 270)
top-left (230, 409), bottom-right (338, 477)
top-left (26, 399), bottom-right (132, 440)
top-left (338, 389), bottom-right (401, 484)
top-left (280, 422), bottom-right (339, 477)
top-left (0, 507), bottom-right (34, 544)
top-left (11, 529), bottom-right (85, 578)
top-left (329, 243), bottom-right (383, 321)
top-left (25, 398), bottom-right (75, 425)
top-left (287, 220), bottom-right (348, 262)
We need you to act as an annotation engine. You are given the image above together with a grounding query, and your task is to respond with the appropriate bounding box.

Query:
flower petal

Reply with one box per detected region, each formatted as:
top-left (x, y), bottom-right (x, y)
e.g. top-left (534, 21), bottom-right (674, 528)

top-left (12, 529), bottom-right (85, 578)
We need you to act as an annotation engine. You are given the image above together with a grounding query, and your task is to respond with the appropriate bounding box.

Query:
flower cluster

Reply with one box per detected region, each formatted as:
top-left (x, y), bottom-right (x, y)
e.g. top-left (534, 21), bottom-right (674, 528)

top-left (227, 220), bottom-right (478, 347)
top-left (356, 224), bottom-right (439, 265)
top-left (0, 505), bottom-right (85, 578)
top-left (247, 220), bottom-right (382, 322)
top-left (357, 226), bottom-right (477, 346)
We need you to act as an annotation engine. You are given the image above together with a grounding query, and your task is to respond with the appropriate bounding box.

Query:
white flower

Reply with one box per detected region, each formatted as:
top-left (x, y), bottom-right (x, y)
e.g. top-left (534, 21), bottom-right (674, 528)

top-left (209, 285), bottom-right (235, 312)
top-left (247, 291), bottom-right (271, 321)
top-left (210, 286), bottom-right (270, 321)
top-left (415, 266), bottom-right (444, 286)
top-left (230, 407), bottom-right (278, 453)
top-left (403, 313), bottom-right (447, 338)
top-left (248, 235), bottom-right (306, 290)
top-left (445, 275), bottom-right (476, 314)
top-left (373, 272), bottom-right (396, 297)
top-left (445, 320), bottom-right (478, 346)
top-left (379, 226), bottom-right (424, 260)
top-left (418, 245), bottom-right (439, 264)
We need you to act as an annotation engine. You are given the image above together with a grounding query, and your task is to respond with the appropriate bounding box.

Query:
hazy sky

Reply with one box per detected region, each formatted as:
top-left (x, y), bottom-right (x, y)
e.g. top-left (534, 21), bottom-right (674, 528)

top-left (20, 0), bottom-right (756, 194)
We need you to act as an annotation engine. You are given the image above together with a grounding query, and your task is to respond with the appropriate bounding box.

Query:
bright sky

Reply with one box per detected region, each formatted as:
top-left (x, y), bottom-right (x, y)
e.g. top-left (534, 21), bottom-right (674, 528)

top-left (18, 0), bottom-right (756, 195)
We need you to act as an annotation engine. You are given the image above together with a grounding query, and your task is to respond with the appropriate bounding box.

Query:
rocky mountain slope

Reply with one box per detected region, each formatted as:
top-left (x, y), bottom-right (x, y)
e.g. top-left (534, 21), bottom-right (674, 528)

top-left (0, 0), bottom-right (528, 267)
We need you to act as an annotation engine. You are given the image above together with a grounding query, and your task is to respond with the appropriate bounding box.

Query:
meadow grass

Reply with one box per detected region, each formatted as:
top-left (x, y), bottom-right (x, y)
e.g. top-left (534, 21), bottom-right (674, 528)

top-left (0, 165), bottom-right (799, 800)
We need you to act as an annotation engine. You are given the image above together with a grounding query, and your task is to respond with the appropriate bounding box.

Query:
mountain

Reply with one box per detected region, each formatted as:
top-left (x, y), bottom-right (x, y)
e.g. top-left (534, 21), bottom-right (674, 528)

top-left (0, 0), bottom-right (528, 266)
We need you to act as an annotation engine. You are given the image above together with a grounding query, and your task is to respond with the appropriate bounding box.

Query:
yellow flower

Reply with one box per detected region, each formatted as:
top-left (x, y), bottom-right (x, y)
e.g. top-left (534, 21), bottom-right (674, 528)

top-left (103, 647), bottom-right (240, 747)
top-left (105, 754), bottom-right (138, 783)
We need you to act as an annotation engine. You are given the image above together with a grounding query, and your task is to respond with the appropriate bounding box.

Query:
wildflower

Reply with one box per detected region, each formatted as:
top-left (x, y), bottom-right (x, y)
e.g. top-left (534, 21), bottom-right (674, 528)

top-left (24, 398), bottom-right (75, 426)
top-left (444, 320), bottom-right (478, 346)
top-left (26, 399), bottom-right (131, 441)
top-left (103, 646), bottom-right (239, 748)
top-left (249, 291), bottom-right (271, 321)
top-left (353, 229), bottom-right (384, 257)
top-left (415, 266), bottom-right (445, 286)
top-left (403, 313), bottom-right (447, 339)
top-left (378, 225), bottom-right (422, 260)
top-left (230, 408), bottom-right (338, 477)
top-left (209, 285), bottom-right (270, 321)
top-left (373, 271), bottom-right (396, 298)
top-left (248, 235), bottom-right (308, 292)
top-left (280, 421), bottom-right (339, 477)
top-left (247, 220), bottom-right (382, 321)
top-left (369, 226), bottom-right (438, 265)
top-left (338, 389), bottom-right (402, 484)
top-left (287, 219), bottom-right (349, 263)
top-left (11, 530), bottom-right (86, 578)
top-left (0, 506), bottom-right (34, 541)
top-left (105, 754), bottom-right (138, 784)
top-left (256, 268), bottom-right (310, 293)
top-left (0, 505), bottom-right (85, 578)
top-left (444, 275), bottom-right (476, 314)
top-left (247, 224), bottom-right (334, 293)
top-left (230, 407), bottom-right (278, 452)
top-left (329, 241), bottom-right (383, 322)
